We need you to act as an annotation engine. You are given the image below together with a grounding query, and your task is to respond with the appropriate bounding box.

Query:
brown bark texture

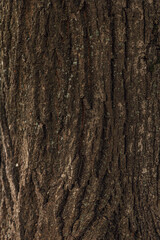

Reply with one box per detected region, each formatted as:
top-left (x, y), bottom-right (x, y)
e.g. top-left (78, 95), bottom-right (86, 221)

top-left (0, 0), bottom-right (160, 239)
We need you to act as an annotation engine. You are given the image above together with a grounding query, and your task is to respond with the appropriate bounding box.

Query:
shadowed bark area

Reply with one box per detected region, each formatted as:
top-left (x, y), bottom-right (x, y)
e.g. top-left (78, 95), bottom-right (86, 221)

top-left (0, 0), bottom-right (160, 239)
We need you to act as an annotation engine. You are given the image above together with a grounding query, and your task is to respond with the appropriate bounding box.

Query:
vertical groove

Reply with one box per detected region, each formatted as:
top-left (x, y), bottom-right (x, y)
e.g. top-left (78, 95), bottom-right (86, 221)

top-left (142, 0), bottom-right (146, 43)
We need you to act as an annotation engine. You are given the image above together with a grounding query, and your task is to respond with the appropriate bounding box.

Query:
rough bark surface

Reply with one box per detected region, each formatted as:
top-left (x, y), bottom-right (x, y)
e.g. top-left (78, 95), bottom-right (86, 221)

top-left (0, 0), bottom-right (160, 239)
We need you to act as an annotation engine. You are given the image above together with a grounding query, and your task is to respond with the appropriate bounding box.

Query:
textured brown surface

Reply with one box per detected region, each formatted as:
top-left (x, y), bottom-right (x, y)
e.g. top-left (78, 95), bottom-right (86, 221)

top-left (0, 0), bottom-right (160, 239)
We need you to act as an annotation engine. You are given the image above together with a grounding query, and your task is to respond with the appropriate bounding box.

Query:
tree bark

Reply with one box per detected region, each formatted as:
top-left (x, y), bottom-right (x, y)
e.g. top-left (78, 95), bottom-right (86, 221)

top-left (0, 0), bottom-right (160, 239)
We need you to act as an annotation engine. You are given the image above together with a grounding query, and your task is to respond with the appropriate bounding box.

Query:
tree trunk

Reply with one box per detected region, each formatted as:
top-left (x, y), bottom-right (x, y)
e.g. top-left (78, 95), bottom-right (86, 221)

top-left (0, 0), bottom-right (160, 239)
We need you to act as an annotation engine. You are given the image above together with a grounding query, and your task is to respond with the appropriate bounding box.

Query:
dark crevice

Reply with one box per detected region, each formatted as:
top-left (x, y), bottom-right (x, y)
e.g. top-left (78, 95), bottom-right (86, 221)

top-left (122, 69), bottom-right (128, 171)
top-left (1, 163), bottom-right (14, 212)
top-left (157, 153), bottom-right (160, 207)
top-left (118, 154), bottom-right (121, 169)
top-left (56, 188), bottom-right (69, 240)
top-left (74, 98), bottom-right (85, 187)
top-left (124, 8), bottom-right (129, 70)
top-left (107, 0), bottom-right (112, 17)
top-left (34, 70), bottom-right (41, 122)
top-left (76, 153), bottom-right (85, 187)
top-left (126, 0), bottom-right (130, 8)
top-left (123, 123), bottom-right (127, 155)
top-left (111, 59), bottom-right (115, 109)
top-left (124, 41), bottom-right (128, 70)
top-left (111, 16), bottom-right (115, 56)
top-left (142, 0), bottom-right (146, 43)
top-left (58, 115), bottom-right (65, 135)
top-left (81, 3), bottom-right (93, 109)
top-left (96, 103), bottom-right (108, 178)
top-left (109, 1), bottom-right (115, 111)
